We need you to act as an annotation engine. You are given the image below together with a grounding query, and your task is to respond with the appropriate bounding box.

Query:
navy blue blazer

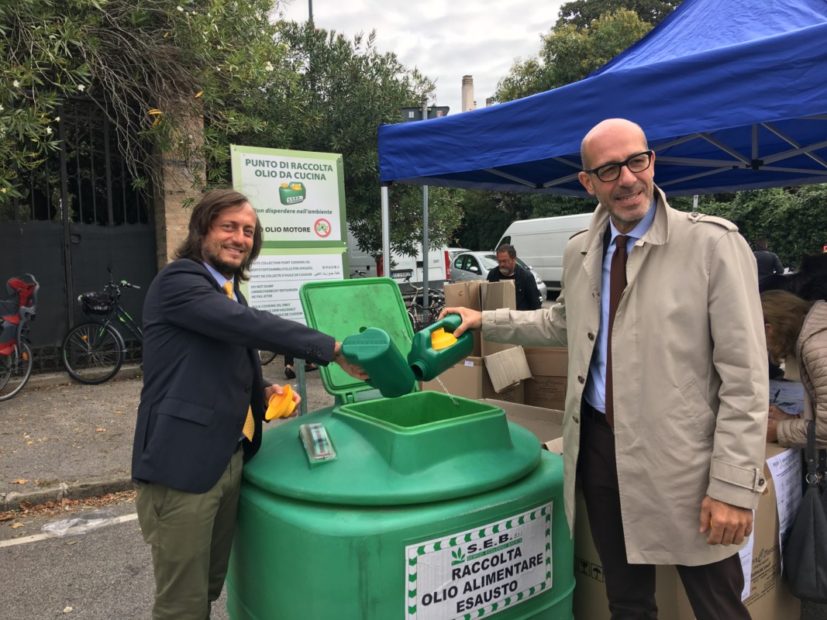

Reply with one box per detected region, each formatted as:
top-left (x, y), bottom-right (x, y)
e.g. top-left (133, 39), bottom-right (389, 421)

top-left (132, 259), bottom-right (336, 493)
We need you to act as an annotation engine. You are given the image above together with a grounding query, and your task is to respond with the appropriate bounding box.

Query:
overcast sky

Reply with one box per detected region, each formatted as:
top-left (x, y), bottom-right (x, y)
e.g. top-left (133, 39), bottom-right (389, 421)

top-left (278, 0), bottom-right (566, 116)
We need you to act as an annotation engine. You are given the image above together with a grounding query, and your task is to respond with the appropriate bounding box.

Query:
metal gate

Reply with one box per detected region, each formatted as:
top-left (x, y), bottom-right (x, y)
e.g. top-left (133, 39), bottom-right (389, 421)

top-left (0, 99), bottom-right (157, 370)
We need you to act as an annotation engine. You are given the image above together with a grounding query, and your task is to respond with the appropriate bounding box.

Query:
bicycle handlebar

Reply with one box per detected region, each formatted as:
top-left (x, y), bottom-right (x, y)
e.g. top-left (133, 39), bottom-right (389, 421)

top-left (78, 277), bottom-right (141, 302)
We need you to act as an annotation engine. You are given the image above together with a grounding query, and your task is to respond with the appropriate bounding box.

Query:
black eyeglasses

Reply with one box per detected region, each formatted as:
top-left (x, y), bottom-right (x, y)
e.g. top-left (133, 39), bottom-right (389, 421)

top-left (584, 150), bottom-right (654, 182)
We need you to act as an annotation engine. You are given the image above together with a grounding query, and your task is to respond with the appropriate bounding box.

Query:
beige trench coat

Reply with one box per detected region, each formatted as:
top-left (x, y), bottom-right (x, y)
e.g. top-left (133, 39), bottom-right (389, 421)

top-left (483, 188), bottom-right (769, 565)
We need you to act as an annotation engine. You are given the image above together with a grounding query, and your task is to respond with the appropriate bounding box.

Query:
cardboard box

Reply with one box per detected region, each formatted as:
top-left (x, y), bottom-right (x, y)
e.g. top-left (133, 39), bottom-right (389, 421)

top-left (482, 376), bottom-right (524, 403)
top-left (480, 280), bottom-right (516, 311)
top-left (443, 281), bottom-right (483, 355)
top-left (524, 347), bottom-right (568, 410)
top-left (443, 281), bottom-right (517, 357)
top-left (524, 346), bottom-right (568, 375)
top-left (483, 346), bottom-right (532, 393)
top-left (422, 350), bottom-right (527, 403)
top-left (573, 442), bottom-right (801, 620)
top-left (443, 281), bottom-right (482, 310)
top-left (524, 377), bottom-right (567, 410)
top-left (485, 400), bottom-right (564, 443)
top-left (422, 356), bottom-right (484, 399)
top-left (480, 279), bottom-right (516, 355)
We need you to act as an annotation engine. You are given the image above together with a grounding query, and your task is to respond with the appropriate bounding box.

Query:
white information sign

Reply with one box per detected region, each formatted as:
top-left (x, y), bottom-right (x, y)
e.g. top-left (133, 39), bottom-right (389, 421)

top-left (246, 254), bottom-right (344, 325)
top-left (233, 148), bottom-right (344, 243)
top-left (231, 144), bottom-right (346, 343)
top-left (765, 447), bottom-right (804, 572)
top-left (738, 532), bottom-right (755, 600)
top-left (405, 503), bottom-right (552, 620)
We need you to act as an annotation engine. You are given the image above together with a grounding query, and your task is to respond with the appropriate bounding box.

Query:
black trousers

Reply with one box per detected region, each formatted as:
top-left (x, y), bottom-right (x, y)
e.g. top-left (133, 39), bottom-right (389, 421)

top-left (577, 402), bottom-right (751, 620)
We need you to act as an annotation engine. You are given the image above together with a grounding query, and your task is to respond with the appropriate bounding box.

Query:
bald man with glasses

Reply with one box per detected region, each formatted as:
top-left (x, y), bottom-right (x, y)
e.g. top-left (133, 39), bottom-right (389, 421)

top-left (442, 118), bottom-right (768, 619)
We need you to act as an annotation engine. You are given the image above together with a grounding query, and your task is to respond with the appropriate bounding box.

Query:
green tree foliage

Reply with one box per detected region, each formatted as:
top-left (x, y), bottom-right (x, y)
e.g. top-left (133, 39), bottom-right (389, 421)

top-left (698, 185), bottom-right (827, 268)
top-left (1, 0), bottom-right (285, 207)
top-left (496, 1), bottom-right (681, 103)
top-left (250, 22), bottom-right (455, 262)
top-left (496, 9), bottom-right (652, 102)
top-left (0, 1), bottom-right (90, 200)
top-left (556, 0), bottom-right (681, 29)
top-left (1, 3), bottom-right (452, 261)
top-left (348, 186), bottom-right (463, 263)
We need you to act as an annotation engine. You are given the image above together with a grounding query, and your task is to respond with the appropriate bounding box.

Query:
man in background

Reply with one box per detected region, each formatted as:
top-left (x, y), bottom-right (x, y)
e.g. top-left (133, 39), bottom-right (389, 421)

top-left (486, 243), bottom-right (542, 310)
top-left (753, 238), bottom-right (784, 282)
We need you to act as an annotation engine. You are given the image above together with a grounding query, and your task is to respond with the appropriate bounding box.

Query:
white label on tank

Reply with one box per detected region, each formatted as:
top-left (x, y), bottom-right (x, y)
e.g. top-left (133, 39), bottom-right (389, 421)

top-left (404, 502), bottom-right (552, 620)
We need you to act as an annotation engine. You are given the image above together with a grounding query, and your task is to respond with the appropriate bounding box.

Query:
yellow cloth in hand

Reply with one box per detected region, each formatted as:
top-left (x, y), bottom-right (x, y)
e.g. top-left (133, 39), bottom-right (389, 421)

top-left (266, 385), bottom-right (298, 420)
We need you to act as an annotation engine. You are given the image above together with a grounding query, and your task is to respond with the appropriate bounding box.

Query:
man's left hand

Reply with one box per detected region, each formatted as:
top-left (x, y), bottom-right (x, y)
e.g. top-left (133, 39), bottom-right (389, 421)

top-left (264, 383), bottom-right (301, 406)
top-left (699, 496), bottom-right (753, 545)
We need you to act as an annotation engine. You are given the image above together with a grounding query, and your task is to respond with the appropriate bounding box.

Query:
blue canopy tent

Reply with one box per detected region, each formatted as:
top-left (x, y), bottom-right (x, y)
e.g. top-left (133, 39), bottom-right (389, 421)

top-left (378, 0), bottom-right (827, 200)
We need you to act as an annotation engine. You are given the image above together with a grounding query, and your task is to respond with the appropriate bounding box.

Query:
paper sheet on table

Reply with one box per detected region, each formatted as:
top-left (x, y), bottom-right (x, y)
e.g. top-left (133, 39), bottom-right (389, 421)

top-left (769, 379), bottom-right (805, 414)
top-left (766, 447), bottom-right (804, 574)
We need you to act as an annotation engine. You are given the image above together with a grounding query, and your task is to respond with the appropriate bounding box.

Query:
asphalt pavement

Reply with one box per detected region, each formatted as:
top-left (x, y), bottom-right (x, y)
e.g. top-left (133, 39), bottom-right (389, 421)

top-left (0, 358), bottom-right (333, 511)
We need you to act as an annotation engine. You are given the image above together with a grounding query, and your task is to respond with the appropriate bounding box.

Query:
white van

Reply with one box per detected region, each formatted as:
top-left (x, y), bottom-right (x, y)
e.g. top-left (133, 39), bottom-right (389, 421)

top-left (346, 228), bottom-right (449, 288)
top-left (495, 212), bottom-right (593, 293)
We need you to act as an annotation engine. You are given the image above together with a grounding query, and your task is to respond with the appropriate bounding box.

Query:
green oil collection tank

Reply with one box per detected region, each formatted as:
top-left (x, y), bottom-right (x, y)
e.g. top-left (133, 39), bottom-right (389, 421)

top-left (226, 278), bottom-right (574, 619)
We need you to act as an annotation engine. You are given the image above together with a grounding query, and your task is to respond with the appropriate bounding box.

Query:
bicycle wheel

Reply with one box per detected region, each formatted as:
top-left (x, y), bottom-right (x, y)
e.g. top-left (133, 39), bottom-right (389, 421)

top-left (0, 342), bottom-right (33, 401)
top-left (407, 303), bottom-right (428, 332)
top-left (258, 350), bottom-right (277, 365)
top-left (62, 322), bottom-right (124, 384)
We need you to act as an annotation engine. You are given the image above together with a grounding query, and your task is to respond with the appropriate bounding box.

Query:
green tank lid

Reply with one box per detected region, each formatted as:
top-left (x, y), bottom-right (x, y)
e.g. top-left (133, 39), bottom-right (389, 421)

top-left (300, 277), bottom-right (415, 402)
top-left (243, 391), bottom-right (541, 505)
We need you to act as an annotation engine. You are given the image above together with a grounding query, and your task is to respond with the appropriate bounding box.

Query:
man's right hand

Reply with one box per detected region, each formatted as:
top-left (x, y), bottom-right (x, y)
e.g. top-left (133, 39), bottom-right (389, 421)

top-left (438, 306), bottom-right (482, 337)
top-left (333, 343), bottom-right (369, 381)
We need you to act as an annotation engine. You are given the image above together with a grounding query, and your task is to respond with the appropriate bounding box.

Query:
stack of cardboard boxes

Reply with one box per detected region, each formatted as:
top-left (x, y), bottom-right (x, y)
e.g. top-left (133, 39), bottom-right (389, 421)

top-left (423, 280), bottom-right (801, 619)
top-left (423, 280), bottom-right (568, 408)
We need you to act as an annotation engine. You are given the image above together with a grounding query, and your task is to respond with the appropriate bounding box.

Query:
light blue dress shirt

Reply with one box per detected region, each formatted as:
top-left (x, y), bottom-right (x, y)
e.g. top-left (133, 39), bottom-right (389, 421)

top-left (584, 200), bottom-right (657, 414)
top-left (204, 262), bottom-right (235, 300)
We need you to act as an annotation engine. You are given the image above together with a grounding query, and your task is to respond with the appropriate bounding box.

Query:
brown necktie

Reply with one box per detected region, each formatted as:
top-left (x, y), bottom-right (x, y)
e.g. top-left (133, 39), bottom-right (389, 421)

top-left (605, 235), bottom-right (629, 429)
top-left (223, 281), bottom-right (255, 442)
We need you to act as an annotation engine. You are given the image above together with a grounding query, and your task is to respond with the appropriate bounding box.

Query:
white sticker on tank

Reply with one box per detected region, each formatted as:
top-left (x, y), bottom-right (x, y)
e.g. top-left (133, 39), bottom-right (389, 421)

top-left (404, 502), bottom-right (552, 620)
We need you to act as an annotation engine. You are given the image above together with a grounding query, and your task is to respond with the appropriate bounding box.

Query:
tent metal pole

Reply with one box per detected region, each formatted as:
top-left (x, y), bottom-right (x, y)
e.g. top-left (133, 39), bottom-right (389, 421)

top-left (421, 98), bottom-right (430, 308)
top-left (422, 184), bottom-right (429, 308)
top-left (381, 185), bottom-right (390, 277)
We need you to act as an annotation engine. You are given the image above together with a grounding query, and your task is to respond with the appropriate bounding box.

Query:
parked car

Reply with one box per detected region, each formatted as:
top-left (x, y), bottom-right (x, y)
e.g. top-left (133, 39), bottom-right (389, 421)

top-left (450, 251), bottom-right (548, 303)
top-left (445, 247), bottom-right (469, 281)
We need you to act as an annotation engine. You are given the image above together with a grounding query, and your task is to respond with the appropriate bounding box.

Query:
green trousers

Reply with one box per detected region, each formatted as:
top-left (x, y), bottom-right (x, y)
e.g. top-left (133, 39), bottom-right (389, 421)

top-left (136, 447), bottom-right (244, 620)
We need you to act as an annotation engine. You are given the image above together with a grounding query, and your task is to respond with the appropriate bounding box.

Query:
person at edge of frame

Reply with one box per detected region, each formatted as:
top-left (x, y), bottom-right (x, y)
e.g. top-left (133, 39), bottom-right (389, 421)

top-left (440, 118), bottom-right (768, 620)
top-left (131, 188), bottom-right (367, 620)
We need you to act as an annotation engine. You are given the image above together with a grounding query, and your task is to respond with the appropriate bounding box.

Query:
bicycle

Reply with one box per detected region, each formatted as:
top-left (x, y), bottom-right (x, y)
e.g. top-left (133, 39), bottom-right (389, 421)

top-left (0, 274), bottom-right (39, 401)
top-left (258, 350), bottom-right (277, 365)
top-left (62, 275), bottom-right (143, 384)
top-left (400, 276), bottom-right (445, 332)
